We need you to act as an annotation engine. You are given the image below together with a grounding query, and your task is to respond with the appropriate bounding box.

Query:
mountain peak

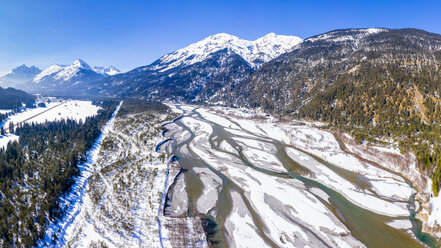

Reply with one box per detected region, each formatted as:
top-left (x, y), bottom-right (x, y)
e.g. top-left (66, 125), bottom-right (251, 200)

top-left (34, 64), bottom-right (65, 82)
top-left (206, 33), bottom-right (240, 40)
top-left (255, 33), bottom-right (303, 50)
top-left (16, 64), bottom-right (29, 69)
top-left (72, 59), bottom-right (93, 70)
top-left (73, 58), bottom-right (86, 64)
top-left (153, 32), bottom-right (303, 71)
top-left (261, 32), bottom-right (277, 38)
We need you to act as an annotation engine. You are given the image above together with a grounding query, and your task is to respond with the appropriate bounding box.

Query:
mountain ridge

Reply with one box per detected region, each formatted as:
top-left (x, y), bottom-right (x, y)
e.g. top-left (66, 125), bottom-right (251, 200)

top-left (0, 65), bottom-right (42, 89)
top-left (226, 28), bottom-right (441, 111)
top-left (91, 32), bottom-right (303, 99)
top-left (0, 60), bottom-right (120, 94)
top-left (152, 32), bottom-right (303, 71)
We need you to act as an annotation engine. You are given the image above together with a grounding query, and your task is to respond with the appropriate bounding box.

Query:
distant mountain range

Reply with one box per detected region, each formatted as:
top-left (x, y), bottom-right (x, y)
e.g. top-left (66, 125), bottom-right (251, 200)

top-left (0, 60), bottom-right (120, 95)
top-left (0, 65), bottom-right (42, 89)
top-left (0, 33), bottom-right (302, 98)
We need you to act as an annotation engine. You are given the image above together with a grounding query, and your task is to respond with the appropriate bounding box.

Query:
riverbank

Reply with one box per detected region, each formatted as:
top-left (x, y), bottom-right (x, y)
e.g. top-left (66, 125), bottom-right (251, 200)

top-left (335, 132), bottom-right (440, 242)
top-left (208, 104), bottom-right (441, 245)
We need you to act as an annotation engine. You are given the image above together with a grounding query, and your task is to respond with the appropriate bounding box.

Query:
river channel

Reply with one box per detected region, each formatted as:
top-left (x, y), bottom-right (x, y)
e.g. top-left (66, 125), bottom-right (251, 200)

top-left (162, 105), bottom-right (434, 248)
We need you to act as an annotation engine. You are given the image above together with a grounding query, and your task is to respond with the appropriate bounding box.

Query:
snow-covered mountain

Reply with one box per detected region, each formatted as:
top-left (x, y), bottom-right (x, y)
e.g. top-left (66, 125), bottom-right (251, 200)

top-left (93, 33), bottom-right (303, 99)
top-left (35, 59), bottom-right (119, 83)
top-left (18, 59), bottom-right (119, 94)
top-left (0, 65), bottom-right (41, 89)
top-left (152, 33), bottom-right (303, 71)
top-left (0, 60), bottom-right (120, 94)
top-left (93, 66), bottom-right (121, 76)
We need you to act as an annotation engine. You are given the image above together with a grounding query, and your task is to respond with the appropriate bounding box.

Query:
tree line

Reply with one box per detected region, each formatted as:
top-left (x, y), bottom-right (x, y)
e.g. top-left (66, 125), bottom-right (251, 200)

top-left (0, 100), bottom-right (118, 247)
top-left (295, 61), bottom-right (441, 196)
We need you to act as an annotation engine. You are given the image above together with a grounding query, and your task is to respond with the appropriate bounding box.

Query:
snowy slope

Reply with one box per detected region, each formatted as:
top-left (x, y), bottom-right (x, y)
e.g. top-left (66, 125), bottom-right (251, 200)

top-left (34, 65), bottom-right (65, 83)
top-left (0, 100), bottom-right (101, 152)
top-left (52, 59), bottom-right (94, 81)
top-left (152, 33), bottom-right (303, 71)
top-left (28, 60), bottom-right (121, 94)
top-left (307, 28), bottom-right (387, 43)
top-left (38, 102), bottom-right (122, 248)
top-left (92, 32), bottom-right (303, 99)
top-left (0, 134), bottom-right (19, 149)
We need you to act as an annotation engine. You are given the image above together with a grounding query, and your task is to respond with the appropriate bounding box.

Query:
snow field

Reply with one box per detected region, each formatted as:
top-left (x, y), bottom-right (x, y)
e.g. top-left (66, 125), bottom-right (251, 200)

top-left (0, 134), bottom-right (19, 149)
top-left (4, 100), bottom-right (100, 129)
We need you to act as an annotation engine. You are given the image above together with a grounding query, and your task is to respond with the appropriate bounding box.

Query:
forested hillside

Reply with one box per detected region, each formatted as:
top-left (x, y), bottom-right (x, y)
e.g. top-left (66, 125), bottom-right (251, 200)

top-left (0, 100), bottom-right (118, 247)
top-left (225, 28), bottom-right (441, 195)
top-left (116, 99), bottom-right (170, 117)
top-left (0, 86), bottom-right (35, 109)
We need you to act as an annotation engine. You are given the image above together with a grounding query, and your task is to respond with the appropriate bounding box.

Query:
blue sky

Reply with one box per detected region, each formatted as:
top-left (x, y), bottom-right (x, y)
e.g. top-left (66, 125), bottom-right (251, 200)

top-left (0, 0), bottom-right (440, 74)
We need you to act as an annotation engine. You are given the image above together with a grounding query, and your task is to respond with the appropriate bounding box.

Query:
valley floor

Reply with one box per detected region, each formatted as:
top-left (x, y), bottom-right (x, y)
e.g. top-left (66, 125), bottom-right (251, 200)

top-left (40, 103), bottom-right (207, 247)
top-left (41, 103), bottom-right (438, 247)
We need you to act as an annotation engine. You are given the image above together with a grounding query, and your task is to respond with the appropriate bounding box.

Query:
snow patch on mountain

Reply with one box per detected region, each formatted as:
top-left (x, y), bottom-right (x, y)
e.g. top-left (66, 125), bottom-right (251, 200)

top-left (54, 59), bottom-right (93, 82)
top-left (93, 65), bottom-right (121, 76)
top-left (153, 33), bottom-right (303, 72)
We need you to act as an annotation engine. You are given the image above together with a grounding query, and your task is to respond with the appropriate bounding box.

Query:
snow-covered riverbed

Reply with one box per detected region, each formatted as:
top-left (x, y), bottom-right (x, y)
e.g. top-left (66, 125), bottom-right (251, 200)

top-left (162, 104), bottom-right (429, 248)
